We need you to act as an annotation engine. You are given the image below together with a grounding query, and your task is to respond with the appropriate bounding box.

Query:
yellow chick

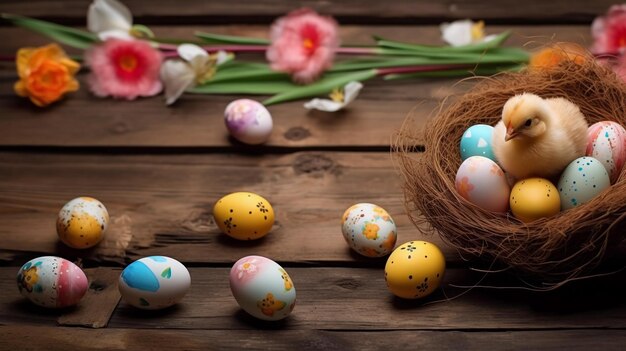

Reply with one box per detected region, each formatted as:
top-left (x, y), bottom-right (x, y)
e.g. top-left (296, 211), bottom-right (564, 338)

top-left (492, 93), bottom-right (588, 180)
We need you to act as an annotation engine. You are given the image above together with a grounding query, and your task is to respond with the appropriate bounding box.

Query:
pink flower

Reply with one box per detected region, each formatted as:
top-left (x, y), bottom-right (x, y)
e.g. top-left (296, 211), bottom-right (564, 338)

top-left (266, 8), bottom-right (339, 84)
top-left (591, 4), bottom-right (626, 55)
top-left (85, 38), bottom-right (162, 99)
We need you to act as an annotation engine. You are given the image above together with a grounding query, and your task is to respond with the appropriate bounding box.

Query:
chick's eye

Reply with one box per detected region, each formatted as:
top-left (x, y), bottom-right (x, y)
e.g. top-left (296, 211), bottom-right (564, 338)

top-left (524, 119), bottom-right (532, 127)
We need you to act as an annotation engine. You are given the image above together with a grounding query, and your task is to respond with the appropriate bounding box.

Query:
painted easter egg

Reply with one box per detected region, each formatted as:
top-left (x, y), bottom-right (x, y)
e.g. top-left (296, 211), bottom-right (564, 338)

top-left (558, 157), bottom-right (611, 210)
top-left (213, 192), bottom-right (275, 240)
top-left (460, 124), bottom-right (496, 162)
top-left (384, 241), bottom-right (445, 299)
top-left (56, 197), bottom-right (109, 249)
top-left (341, 203), bottom-right (397, 257)
top-left (510, 178), bottom-right (560, 222)
top-left (230, 255), bottom-right (296, 321)
top-left (224, 99), bottom-right (273, 145)
top-left (17, 256), bottom-right (88, 308)
top-left (586, 121), bottom-right (626, 184)
top-left (455, 156), bottom-right (510, 212)
top-left (119, 256), bottom-right (191, 310)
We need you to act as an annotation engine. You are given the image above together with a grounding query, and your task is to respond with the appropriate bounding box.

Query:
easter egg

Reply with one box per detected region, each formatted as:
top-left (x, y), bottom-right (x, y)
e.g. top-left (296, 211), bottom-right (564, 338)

top-left (230, 255), bottom-right (296, 321)
top-left (56, 197), bottom-right (109, 249)
top-left (17, 256), bottom-right (88, 308)
top-left (510, 178), bottom-right (560, 222)
top-left (341, 203), bottom-right (397, 257)
top-left (384, 241), bottom-right (445, 299)
top-left (586, 121), bottom-right (626, 184)
top-left (119, 256), bottom-right (191, 310)
top-left (224, 99), bottom-right (273, 145)
top-left (455, 156), bottom-right (510, 212)
top-left (558, 157), bottom-right (611, 210)
top-left (213, 192), bottom-right (275, 240)
top-left (460, 124), bottom-right (496, 162)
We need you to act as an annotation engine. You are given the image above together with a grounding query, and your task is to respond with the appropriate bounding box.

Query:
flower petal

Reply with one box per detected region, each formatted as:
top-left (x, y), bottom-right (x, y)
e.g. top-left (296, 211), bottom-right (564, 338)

top-left (88, 0), bottom-right (133, 37)
top-left (97, 29), bottom-right (134, 41)
top-left (304, 98), bottom-right (345, 112)
top-left (160, 59), bottom-right (196, 105)
top-left (177, 43), bottom-right (208, 62)
top-left (440, 20), bottom-right (474, 47)
top-left (341, 81), bottom-right (363, 105)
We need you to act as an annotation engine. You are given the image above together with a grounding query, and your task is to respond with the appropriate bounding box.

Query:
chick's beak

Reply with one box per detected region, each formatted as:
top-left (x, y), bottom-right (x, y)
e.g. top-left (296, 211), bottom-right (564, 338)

top-left (505, 126), bottom-right (518, 142)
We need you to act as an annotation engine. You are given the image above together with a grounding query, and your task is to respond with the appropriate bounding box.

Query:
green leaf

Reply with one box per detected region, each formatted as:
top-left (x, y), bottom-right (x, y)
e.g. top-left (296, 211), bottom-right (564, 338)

top-left (189, 80), bottom-right (296, 95)
top-left (262, 69), bottom-right (377, 106)
top-left (195, 32), bottom-right (269, 45)
top-left (2, 13), bottom-right (97, 49)
top-left (383, 64), bottom-right (525, 80)
top-left (374, 31), bottom-right (512, 53)
top-left (211, 65), bottom-right (288, 83)
top-left (161, 267), bottom-right (172, 279)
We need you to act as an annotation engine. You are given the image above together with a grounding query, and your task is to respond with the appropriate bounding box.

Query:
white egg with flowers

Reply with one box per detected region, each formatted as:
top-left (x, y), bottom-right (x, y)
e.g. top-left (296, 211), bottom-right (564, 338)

top-left (455, 156), bottom-right (510, 212)
top-left (224, 99), bottom-right (273, 145)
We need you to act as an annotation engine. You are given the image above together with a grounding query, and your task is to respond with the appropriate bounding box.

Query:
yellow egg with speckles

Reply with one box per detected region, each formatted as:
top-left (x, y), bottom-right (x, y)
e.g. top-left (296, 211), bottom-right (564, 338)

top-left (213, 192), bottom-right (275, 240)
top-left (56, 197), bottom-right (109, 249)
top-left (384, 241), bottom-right (445, 299)
top-left (510, 178), bottom-right (560, 223)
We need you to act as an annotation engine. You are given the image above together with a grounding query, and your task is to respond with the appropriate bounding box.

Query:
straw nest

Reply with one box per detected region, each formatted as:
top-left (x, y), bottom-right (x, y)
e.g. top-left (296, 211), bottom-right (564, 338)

top-left (395, 52), bottom-right (626, 288)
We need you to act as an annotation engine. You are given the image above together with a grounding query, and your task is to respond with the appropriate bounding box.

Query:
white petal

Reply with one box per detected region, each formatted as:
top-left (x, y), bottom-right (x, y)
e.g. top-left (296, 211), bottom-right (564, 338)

top-left (215, 51), bottom-right (230, 65)
top-left (97, 29), bottom-right (134, 41)
top-left (304, 98), bottom-right (345, 112)
top-left (341, 81), bottom-right (363, 105)
top-left (440, 20), bottom-right (474, 47)
top-left (177, 43), bottom-right (208, 62)
top-left (160, 60), bottom-right (196, 105)
top-left (87, 0), bottom-right (132, 35)
top-left (482, 34), bottom-right (499, 43)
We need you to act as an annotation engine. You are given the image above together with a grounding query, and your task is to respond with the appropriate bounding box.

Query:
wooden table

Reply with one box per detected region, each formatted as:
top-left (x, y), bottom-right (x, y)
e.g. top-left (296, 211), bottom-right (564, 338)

top-left (1, 1), bottom-right (625, 349)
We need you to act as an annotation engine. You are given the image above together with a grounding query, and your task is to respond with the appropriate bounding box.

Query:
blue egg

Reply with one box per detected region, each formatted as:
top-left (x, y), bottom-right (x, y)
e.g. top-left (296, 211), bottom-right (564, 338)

top-left (460, 124), bottom-right (496, 162)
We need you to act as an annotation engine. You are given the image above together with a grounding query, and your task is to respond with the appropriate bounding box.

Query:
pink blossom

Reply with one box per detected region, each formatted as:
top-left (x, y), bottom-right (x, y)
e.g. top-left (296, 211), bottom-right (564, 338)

top-left (85, 38), bottom-right (162, 99)
top-left (266, 8), bottom-right (340, 84)
top-left (591, 4), bottom-right (626, 55)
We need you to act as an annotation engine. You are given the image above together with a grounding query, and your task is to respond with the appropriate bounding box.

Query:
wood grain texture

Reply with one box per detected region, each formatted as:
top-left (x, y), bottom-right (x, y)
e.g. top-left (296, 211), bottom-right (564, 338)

top-left (0, 151), bottom-right (454, 265)
top-left (0, 25), bottom-right (591, 148)
top-left (58, 267), bottom-right (121, 328)
top-left (2, 267), bottom-right (625, 331)
top-left (0, 0), bottom-right (615, 24)
top-left (1, 326), bottom-right (625, 351)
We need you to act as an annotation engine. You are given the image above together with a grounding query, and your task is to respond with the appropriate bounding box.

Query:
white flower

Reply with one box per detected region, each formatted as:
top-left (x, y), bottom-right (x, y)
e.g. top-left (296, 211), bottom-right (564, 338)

top-left (304, 81), bottom-right (363, 112)
top-left (87, 0), bottom-right (134, 40)
top-left (160, 44), bottom-right (231, 105)
top-left (440, 19), bottom-right (498, 47)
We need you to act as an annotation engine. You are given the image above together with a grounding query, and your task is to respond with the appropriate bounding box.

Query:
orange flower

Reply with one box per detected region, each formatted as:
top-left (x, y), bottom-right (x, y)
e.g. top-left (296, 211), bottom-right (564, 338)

top-left (528, 43), bottom-right (587, 71)
top-left (14, 43), bottom-right (80, 107)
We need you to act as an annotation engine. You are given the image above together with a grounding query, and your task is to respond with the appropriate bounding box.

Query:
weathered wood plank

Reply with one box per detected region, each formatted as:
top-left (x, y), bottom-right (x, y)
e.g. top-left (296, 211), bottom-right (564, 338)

top-left (0, 0), bottom-right (615, 24)
top-left (2, 267), bottom-right (625, 331)
top-left (0, 151), bottom-right (453, 265)
top-left (0, 326), bottom-right (624, 351)
top-left (0, 25), bottom-right (590, 148)
top-left (57, 267), bottom-right (121, 328)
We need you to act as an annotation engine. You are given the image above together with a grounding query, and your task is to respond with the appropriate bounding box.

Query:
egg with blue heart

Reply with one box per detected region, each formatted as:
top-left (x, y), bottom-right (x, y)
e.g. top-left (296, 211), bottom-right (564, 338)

top-left (119, 256), bottom-right (191, 310)
top-left (460, 124), bottom-right (497, 162)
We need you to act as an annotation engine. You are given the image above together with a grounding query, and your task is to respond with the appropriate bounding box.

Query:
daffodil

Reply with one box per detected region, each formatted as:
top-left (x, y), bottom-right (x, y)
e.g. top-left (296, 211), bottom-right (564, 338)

top-left (160, 44), bottom-right (231, 105)
top-left (440, 19), bottom-right (498, 47)
top-left (87, 0), bottom-right (153, 40)
top-left (303, 81), bottom-right (362, 111)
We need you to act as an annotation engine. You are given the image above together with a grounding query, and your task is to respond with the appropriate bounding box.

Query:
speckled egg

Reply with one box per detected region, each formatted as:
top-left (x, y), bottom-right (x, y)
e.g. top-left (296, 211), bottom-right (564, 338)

top-left (119, 256), bottom-right (191, 310)
top-left (56, 197), bottom-right (109, 249)
top-left (17, 256), bottom-right (88, 308)
top-left (586, 121), bottom-right (626, 184)
top-left (558, 157), bottom-right (611, 210)
top-left (460, 124), bottom-right (497, 162)
top-left (341, 203), bottom-right (397, 257)
top-left (213, 192), bottom-right (275, 240)
top-left (510, 178), bottom-right (560, 222)
top-left (455, 156), bottom-right (510, 212)
top-left (384, 241), bottom-right (445, 299)
top-left (224, 99), bottom-right (273, 145)
top-left (230, 255), bottom-right (296, 321)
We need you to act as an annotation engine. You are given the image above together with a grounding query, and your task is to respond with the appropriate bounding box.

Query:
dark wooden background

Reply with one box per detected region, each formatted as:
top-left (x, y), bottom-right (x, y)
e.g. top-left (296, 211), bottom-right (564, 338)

top-left (1, 0), bottom-right (625, 349)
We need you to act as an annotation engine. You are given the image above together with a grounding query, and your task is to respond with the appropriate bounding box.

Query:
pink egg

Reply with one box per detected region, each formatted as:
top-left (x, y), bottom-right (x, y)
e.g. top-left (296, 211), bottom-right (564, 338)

top-left (455, 156), bottom-right (510, 212)
top-left (586, 121), bottom-right (626, 184)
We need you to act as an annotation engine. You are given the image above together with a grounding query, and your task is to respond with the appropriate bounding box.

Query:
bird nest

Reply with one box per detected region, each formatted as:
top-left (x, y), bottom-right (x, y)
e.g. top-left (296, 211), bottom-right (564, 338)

top-left (395, 56), bottom-right (626, 288)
